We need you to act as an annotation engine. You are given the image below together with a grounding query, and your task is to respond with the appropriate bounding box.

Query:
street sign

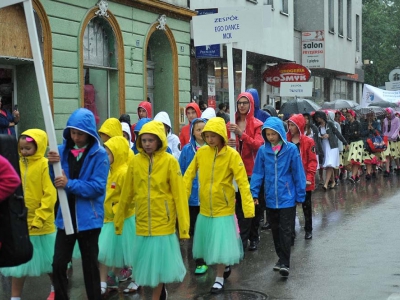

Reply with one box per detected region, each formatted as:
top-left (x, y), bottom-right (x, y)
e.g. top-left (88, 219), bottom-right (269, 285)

top-left (280, 82), bottom-right (313, 97)
top-left (385, 80), bottom-right (400, 91)
top-left (192, 7), bottom-right (263, 47)
top-left (388, 68), bottom-right (400, 82)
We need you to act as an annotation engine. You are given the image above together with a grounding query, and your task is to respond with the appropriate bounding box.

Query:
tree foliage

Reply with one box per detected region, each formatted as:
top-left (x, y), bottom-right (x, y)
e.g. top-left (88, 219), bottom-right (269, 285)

top-left (362, 0), bottom-right (400, 87)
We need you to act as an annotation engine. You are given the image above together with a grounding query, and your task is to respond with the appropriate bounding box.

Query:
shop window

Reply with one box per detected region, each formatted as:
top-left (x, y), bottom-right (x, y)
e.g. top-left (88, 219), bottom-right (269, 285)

top-left (328, 0), bottom-right (334, 33)
top-left (83, 17), bottom-right (118, 126)
top-left (347, 0), bottom-right (352, 40)
top-left (338, 0), bottom-right (344, 37)
top-left (280, 0), bottom-right (288, 15)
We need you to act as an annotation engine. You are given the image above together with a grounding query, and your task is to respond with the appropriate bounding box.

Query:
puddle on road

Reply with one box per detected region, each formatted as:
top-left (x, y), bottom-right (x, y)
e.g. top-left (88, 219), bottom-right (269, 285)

top-left (194, 289), bottom-right (269, 299)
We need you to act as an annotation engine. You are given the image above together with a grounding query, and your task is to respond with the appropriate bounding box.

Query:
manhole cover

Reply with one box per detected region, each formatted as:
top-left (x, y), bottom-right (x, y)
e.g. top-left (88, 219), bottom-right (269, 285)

top-left (194, 289), bottom-right (269, 299)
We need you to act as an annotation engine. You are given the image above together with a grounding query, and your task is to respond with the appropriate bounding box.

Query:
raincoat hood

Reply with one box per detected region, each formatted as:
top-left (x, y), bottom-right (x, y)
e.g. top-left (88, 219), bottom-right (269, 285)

top-left (138, 101), bottom-right (152, 119)
top-left (154, 111), bottom-right (172, 129)
top-left (201, 107), bottom-right (216, 120)
top-left (201, 117), bottom-right (228, 145)
top-left (189, 118), bottom-right (207, 147)
top-left (327, 111), bottom-right (335, 123)
top-left (98, 118), bottom-right (123, 138)
top-left (19, 128), bottom-right (48, 160)
top-left (121, 122), bottom-right (133, 148)
top-left (137, 120), bottom-right (168, 154)
top-left (186, 102), bottom-right (201, 118)
top-left (246, 88), bottom-right (260, 110)
top-left (236, 92), bottom-right (255, 119)
top-left (104, 136), bottom-right (129, 170)
top-left (261, 117), bottom-right (288, 145)
top-left (386, 107), bottom-right (395, 119)
top-left (134, 117), bottom-right (152, 136)
top-left (263, 105), bottom-right (278, 117)
top-left (63, 108), bottom-right (102, 147)
top-left (287, 114), bottom-right (306, 137)
top-left (313, 110), bottom-right (327, 124)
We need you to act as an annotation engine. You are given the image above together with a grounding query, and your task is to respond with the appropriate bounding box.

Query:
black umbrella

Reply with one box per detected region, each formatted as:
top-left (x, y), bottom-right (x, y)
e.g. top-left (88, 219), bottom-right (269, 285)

top-left (354, 106), bottom-right (386, 118)
top-left (368, 101), bottom-right (398, 108)
top-left (321, 99), bottom-right (359, 110)
top-left (279, 99), bottom-right (321, 115)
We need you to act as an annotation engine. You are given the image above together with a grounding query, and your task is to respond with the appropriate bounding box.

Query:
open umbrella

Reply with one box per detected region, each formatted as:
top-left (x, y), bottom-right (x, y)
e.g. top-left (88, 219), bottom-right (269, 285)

top-left (354, 106), bottom-right (386, 118)
top-left (321, 99), bottom-right (359, 110)
top-left (368, 101), bottom-right (398, 109)
top-left (279, 98), bottom-right (321, 115)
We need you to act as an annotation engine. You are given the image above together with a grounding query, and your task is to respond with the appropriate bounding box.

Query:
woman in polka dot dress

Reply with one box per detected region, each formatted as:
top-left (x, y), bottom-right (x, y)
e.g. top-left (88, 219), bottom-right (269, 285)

top-left (343, 109), bottom-right (364, 183)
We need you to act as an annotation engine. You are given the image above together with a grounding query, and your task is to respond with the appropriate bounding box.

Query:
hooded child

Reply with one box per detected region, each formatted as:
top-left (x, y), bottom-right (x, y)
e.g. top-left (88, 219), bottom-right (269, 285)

top-left (184, 117), bottom-right (255, 294)
top-left (48, 108), bottom-right (109, 300)
top-left (250, 117), bottom-right (306, 278)
top-left (131, 101), bottom-right (152, 143)
top-left (154, 111), bottom-right (181, 160)
top-left (179, 102), bottom-right (202, 147)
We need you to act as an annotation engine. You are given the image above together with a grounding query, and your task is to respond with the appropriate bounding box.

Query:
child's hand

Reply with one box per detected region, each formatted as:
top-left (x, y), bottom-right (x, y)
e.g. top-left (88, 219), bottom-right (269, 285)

top-left (54, 170), bottom-right (68, 188)
top-left (47, 151), bottom-right (60, 164)
top-left (253, 198), bottom-right (259, 205)
top-left (306, 180), bottom-right (311, 186)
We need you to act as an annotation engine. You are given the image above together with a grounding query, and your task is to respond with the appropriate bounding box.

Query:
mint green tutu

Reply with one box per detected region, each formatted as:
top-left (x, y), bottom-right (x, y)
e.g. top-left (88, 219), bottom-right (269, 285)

top-left (132, 233), bottom-right (186, 287)
top-left (0, 232), bottom-right (55, 278)
top-left (121, 215), bottom-right (136, 266)
top-left (193, 214), bottom-right (244, 266)
top-left (98, 222), bottom-right (125, 268)
top-left (72, 241), bottom-right (81, 259)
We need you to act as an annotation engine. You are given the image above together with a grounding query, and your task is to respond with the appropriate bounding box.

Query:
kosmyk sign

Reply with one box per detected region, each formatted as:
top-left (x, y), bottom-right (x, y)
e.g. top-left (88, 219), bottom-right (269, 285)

top-left (262, 63), bottom-right (311, 88)
top-left (192, 7), bottom-right (263, 46)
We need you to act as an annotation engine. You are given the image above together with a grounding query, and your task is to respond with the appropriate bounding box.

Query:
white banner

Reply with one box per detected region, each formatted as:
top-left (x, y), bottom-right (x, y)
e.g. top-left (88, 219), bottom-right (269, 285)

top-left (361, 84), bottom-right (400, 107)
top-left (280, 82), bottom-right (313, 97)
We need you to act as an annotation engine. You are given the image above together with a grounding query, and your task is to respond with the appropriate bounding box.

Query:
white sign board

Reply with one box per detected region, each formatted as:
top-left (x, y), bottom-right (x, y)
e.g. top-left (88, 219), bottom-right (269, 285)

top-left (302, 31), bottom-right (325, 68)
top-left (192, 7), bottom-right (264, 47)
top-left (385, 81), bottom-right (400, 91)
top-left (280, 82), bottom-right (313, 97)
top-left (389, 68), bottom-right (400, 82)
top-left (361, 84), bottom-right (400, 107)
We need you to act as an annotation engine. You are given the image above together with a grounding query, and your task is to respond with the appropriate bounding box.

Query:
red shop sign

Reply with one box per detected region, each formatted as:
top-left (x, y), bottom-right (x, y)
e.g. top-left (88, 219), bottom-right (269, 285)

top-left (262, 63), bottom-right (311, 88)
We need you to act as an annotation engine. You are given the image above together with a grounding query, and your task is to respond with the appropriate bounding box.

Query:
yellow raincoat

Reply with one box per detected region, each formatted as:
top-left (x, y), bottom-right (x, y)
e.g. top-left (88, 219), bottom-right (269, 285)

top-left (184, 117), bottom-right (254, 218)
top-left (19, 129), bottom-right (56, 235)
top-left (103, 136), bottom-right (130, 223)
top-left (115, 121), bottom-right (189, 238)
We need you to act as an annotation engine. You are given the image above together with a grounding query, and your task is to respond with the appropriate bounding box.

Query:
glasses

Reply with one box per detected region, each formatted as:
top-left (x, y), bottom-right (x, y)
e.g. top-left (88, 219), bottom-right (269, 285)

top-left (237, 101), bottom-right (250, 106)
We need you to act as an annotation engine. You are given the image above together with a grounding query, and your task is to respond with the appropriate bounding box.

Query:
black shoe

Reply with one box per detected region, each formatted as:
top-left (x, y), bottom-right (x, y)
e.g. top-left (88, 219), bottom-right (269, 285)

top-left (279, 265), bottom-right (290, 277)
top-left (355, 176), bottom-right (361, 183)
top-left (273, 262), bottom-right (281, 271)
top-left (223, 266), bottom-right (231, 279)
top-left (261, 222), bottom-right (271, 230)
top-left (248, 240), bottom-right (258, 251)
top-left (365, 174), bottom-right (371, 180)
top-left (210, 281), bottom-right (224, 294)
top-left (383, 171), bottom-right (390, 177)
top-left (305, 231), bottom-right (312, 239)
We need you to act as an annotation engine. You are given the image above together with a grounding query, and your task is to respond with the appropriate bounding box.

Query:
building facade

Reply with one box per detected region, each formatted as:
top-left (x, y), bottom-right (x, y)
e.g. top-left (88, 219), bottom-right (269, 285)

top-left (190, 0), bottom-right (363, 109)
top-left (0, 0), bottom-right (194, 139)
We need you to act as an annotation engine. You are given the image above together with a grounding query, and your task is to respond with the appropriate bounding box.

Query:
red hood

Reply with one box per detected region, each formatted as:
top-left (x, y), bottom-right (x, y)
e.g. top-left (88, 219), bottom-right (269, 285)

top-left (287, 114), bottom-right (306, 141)
top-left (235, 92), bottom-right (255, 122)
top-left (138, 101), bottom-right (152, 119)
top-left (185, 102), bottom-right (201, 118)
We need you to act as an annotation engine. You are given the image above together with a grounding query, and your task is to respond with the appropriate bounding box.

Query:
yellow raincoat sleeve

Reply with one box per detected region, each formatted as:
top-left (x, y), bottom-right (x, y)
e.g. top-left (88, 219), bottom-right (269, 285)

top-left (170, 159), bottom-right (190, 239)
top-left (31, 163), bottom-right (57, 229)
top-left (114, 161), bottom-right (134, 235)
top-left (231, 151), bottom-right (255, 218)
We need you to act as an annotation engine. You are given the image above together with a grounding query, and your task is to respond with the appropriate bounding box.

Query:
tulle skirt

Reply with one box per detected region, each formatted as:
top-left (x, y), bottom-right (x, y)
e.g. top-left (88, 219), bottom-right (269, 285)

top-left (98, 222), bottom-right (125, 268)
top-left (0, 232), bottom-right (55, 278)
top-left (132, 233), bottom-right (186, 287)
top-left (193, 214), bottom-right (243, 266)
top-left (121, 215), bottom-right (136, 266)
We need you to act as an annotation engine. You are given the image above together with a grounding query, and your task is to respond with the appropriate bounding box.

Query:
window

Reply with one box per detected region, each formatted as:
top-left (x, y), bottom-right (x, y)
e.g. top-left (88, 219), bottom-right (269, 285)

top-left (83, 17), bottom-right (118, 126)
top-left (328, 0), bottom-right (334, 33)
top-left (281, 0), bottom-right (288, 15)
top-left (356, 14), bottom-right (360, 51)
top-left (333, 79), bottom-right (347, 99)
top-left (347, 0), bottom-right (352, 40)
top-left (267, 0), bottom-right (274, 9)
top-left (338, 0), bottom-right (343, 37)
top-left (246, 0), bottom-right (258, 3)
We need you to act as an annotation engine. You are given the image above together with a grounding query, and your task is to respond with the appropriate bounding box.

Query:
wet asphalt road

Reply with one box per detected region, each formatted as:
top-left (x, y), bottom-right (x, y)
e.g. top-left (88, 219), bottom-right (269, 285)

top-left (2, 171), bottom-right (400, 300)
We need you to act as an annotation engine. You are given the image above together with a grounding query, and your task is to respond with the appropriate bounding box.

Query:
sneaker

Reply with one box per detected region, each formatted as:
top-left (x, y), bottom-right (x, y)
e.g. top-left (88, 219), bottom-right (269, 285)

top-left (107, 273), bottom-right (119, 289)
top-left (47, 291), bottom-right (55, 300)
top-left (194, 265), bottom-right (208, 275)
top-left (119, 267), bottom-right (132, 282)
top-left (273, 262), bottom-right (281, 271)
top-left (279, 265), bottom-right (290, 277)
